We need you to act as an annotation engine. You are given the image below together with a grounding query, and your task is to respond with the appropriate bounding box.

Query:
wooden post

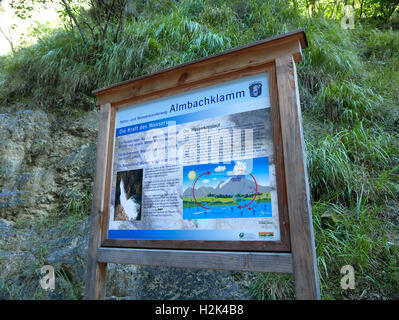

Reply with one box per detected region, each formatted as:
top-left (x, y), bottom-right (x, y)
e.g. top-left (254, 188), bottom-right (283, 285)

top-left (275, 55), bottom-right (321, 299)
top-left (85, 103), bottom-right (111, 300)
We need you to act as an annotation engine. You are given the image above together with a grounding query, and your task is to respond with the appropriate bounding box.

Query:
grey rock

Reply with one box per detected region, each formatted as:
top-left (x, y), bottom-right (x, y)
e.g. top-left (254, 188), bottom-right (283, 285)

top-left (45, 219), bottom-right (90, 284)
top-left (125, 266), bottom-right (252, 300)
top-left (0, 106), bottom-right (99, 220)
top-left (104, 262), bottom-right (252, 300)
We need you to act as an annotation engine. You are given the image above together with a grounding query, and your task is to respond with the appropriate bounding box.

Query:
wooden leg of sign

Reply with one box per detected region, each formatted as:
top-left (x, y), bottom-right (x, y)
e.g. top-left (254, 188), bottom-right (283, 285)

top-left (86, 261), bottom-right (107, 299)
top-left (275, 55), bottom-right (321, 300)
top-left (85, 103), bottom-right (112, 300)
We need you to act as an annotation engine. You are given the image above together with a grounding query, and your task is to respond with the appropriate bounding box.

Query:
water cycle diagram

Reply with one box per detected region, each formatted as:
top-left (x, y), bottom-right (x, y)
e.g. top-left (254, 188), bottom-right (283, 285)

top-left (182, 157), bottom-right (273, 219)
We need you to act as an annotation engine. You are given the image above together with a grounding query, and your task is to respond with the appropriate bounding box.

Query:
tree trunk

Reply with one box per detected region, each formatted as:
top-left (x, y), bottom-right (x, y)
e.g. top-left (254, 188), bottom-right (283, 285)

top-left (360, 0), bottom-right (364, 18)
top-left (0, 25), bottom-right (15, 54)
top-left (60, 0), bottom-right (88, 46)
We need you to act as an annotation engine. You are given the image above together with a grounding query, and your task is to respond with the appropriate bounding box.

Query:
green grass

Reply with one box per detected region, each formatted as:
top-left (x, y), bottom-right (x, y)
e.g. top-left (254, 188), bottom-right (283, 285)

top-left (183, 196), bottom-right (238, 208)
top-left (0, 0), bottom-right (398, 300)
top-left (249, 273), bottom-right (295, 300)
top-left (312, 196), bottom-right (399, 299)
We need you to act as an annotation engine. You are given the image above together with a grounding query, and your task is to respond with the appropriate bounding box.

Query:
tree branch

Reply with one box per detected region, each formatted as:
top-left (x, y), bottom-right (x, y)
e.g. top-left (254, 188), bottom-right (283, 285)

top-left (59, 0), bottom-right (87, 46)
top-left (0, 25), bottom-right (15, 54)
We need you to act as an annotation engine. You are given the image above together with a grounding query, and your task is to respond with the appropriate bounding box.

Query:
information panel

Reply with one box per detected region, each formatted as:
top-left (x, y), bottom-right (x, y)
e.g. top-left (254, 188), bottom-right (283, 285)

top-left (108, 72), bottom-right (280, 241)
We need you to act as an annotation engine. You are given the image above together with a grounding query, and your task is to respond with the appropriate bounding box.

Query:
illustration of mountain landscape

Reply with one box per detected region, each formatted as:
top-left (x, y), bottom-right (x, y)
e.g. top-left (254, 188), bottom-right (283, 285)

top-left (182, 157), bottom-right (273, 219)
top-left (183, 175), bottom-right (271, 199)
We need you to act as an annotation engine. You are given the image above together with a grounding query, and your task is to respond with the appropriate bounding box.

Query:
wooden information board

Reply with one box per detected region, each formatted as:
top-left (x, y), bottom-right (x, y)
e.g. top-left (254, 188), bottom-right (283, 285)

top-left (85, 29), bottom-right (320, 300)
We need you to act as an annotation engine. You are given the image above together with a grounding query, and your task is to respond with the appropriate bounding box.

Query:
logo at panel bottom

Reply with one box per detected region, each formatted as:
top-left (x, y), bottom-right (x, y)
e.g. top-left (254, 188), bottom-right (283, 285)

top-left (258, 232), bottom-right (274, 239)
top-left (238, 232), bottom-right (256, 240)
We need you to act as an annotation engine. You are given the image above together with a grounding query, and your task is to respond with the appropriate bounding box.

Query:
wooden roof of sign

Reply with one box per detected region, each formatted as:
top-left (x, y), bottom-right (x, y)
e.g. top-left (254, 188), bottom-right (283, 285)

top-left (93, 29), bottom-right (307, 107)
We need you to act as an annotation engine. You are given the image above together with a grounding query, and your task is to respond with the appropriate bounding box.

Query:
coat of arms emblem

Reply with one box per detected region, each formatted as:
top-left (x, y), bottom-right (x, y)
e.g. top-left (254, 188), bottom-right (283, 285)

top-left (249, 82), bottom-right (262, 97)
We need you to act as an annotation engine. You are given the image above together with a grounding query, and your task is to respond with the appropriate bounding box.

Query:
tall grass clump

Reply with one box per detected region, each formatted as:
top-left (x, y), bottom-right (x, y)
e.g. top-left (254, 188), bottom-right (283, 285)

top-left (299, 14), bottom-right (399, 299)
top-left (312, 197), bottom-right (399, 299)
top-left (307, 122), bottom-right (398, 204)
top-left (0, 30), bottom-right (96, 110)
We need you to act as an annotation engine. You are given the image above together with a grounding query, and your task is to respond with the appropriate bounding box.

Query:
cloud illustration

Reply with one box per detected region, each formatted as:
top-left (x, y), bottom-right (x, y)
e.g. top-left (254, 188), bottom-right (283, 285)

top-left (227, 161), bottom-right (247, 176)
top-left (214, 165), bottom-right (226, 172)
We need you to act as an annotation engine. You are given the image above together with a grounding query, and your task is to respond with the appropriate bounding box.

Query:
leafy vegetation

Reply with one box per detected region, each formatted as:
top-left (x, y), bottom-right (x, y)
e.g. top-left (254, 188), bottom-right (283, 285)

top-left (0, 0), bottom-right (398, 299)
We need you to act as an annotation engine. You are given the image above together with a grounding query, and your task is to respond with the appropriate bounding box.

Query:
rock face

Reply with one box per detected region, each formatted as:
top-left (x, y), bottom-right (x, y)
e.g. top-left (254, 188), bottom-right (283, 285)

top-left (0, 217), bottom-right (90, 300)
top-left (106, 264), bottom-right (252, 300)
top-left (0, 106), bottom-right (99, 220)
top-left (0, 105), bottom-right (254, 300)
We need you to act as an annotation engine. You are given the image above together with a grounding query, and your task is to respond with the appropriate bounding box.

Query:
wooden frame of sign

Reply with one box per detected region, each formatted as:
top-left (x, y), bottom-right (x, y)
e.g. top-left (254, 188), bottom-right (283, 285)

top-left (85, 29), bottom-right (320, 300)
